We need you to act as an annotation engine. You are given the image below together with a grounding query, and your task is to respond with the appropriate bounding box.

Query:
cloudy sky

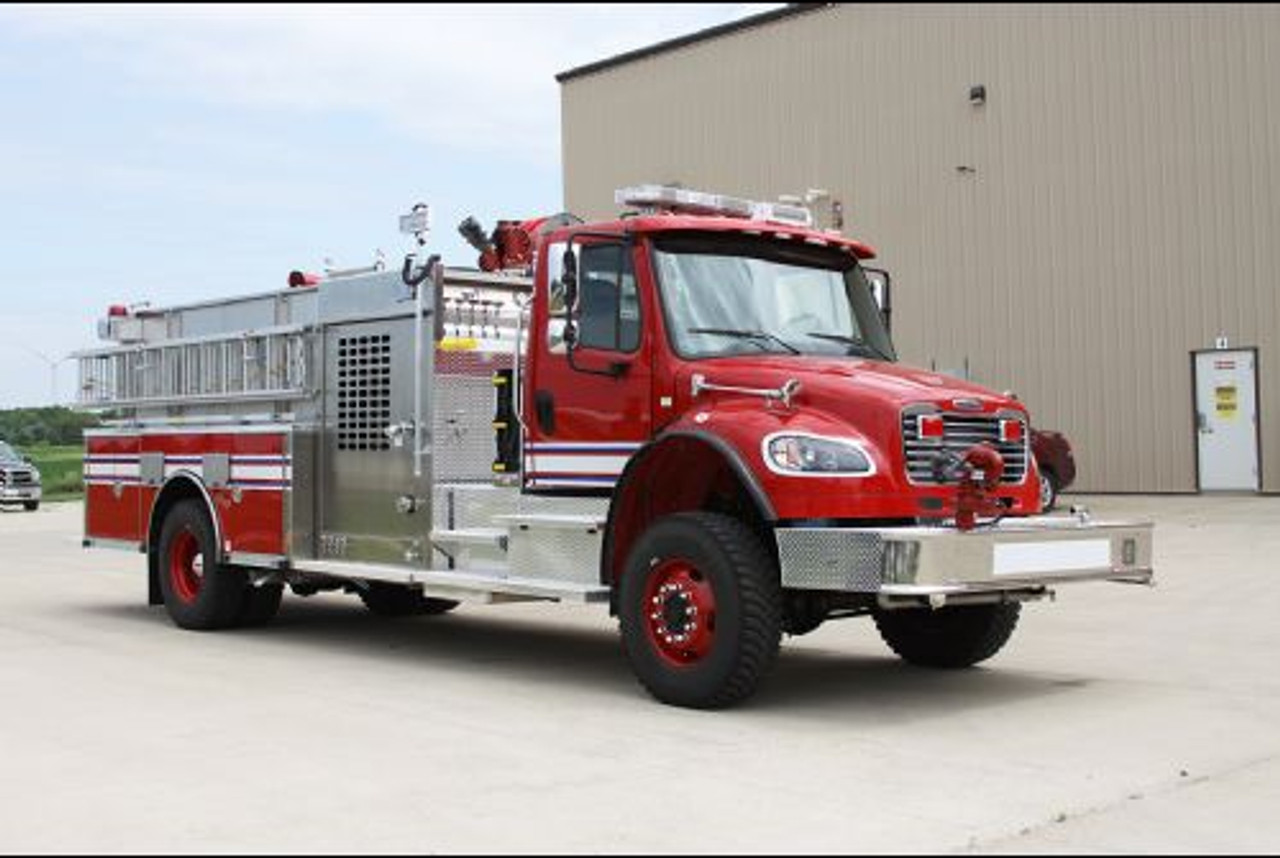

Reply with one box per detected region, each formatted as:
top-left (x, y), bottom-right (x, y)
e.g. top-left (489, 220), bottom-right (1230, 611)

top-left (0, 3), bottom-right (775, 407)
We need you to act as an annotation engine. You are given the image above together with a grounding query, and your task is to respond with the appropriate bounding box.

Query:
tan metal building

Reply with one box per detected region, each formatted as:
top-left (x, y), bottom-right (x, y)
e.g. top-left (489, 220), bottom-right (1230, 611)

top-left (558, 3), bottom-right (1279, 494)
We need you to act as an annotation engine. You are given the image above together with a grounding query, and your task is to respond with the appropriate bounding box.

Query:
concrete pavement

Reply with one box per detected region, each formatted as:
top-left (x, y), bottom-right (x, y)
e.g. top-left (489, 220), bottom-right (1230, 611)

top-left (1, 496), bottom-right (1277, 853)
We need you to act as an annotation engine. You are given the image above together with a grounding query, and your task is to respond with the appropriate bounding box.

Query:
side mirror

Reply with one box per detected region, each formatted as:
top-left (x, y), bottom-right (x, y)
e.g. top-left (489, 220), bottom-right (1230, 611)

top-left (864, 267), bottom-right (891, 333)
top-left (561, 246), bottom-right (579, 349)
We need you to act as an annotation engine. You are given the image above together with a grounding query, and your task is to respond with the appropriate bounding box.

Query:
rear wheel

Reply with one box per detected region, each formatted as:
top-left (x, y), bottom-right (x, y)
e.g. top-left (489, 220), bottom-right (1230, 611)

top-left (874, 603), bottom-right (1020, 669)
top-left (156, 500), bottom-right (248, 630)
top-left (358, 582), bottom-right (458, 618)
top-left (619, 512), bottom-right (782, 709)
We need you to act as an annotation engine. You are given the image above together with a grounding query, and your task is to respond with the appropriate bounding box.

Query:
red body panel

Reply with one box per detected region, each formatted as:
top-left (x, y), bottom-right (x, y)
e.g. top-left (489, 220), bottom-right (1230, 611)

top-left (84, 436), bottom-right (142, 542)
top-left (85, 430), bottom-right (289, 556)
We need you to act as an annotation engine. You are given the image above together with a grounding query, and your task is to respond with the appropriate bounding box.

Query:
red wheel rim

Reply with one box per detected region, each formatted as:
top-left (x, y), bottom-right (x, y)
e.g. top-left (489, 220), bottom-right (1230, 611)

top-left (169, 529), bottom-right (204, 604)
top-left (642, 557), bottom-right (716, 666)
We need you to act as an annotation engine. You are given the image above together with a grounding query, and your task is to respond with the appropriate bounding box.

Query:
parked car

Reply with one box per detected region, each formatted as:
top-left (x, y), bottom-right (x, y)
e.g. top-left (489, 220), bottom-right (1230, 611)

top-left (0, 440), bottom-right (42, 511)
top-left (1031, 428), bottom-right (1076, 512)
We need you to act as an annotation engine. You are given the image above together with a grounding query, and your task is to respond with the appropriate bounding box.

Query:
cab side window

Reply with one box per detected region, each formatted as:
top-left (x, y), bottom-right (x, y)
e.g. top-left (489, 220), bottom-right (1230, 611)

top-left (576, 243), bottom-right (640, 353)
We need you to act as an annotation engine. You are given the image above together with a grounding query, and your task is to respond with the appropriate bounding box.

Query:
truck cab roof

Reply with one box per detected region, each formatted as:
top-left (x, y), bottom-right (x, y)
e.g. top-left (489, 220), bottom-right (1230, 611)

top-left (552, 214), bottom-right (878, 260)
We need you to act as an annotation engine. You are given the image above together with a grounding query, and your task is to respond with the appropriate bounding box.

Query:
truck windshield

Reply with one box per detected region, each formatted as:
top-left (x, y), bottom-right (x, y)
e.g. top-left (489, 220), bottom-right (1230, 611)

top-left (0, 442), bottom-right (19, 462)
top-left (652, 233), bottom-right (896, 361)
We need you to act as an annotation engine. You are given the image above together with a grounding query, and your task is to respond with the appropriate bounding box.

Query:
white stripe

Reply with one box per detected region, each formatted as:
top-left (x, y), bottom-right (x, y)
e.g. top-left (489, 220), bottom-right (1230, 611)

top-left (230, 465), bottom-right (292, 481)
top-left (83, 462), bottom-right (141, 479)
top-left (526, 454), bottom-right (629, 476)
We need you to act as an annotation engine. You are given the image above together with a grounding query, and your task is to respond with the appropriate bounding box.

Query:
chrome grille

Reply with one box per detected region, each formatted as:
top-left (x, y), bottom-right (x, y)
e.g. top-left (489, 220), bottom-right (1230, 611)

top-left (901, 412), bottom-right (1028, 485)
top-left (1, 469), bottom-right (34, 486)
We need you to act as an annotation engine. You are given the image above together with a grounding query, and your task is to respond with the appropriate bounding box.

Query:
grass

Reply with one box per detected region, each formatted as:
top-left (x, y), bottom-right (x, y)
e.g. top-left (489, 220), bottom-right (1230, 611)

top-left (22, 445), bottom-right (83, 501)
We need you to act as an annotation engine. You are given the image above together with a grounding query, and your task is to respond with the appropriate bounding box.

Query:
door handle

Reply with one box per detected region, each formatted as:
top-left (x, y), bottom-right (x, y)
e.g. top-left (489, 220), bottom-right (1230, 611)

top-left (1196, 413), bottom-right (1210, 433)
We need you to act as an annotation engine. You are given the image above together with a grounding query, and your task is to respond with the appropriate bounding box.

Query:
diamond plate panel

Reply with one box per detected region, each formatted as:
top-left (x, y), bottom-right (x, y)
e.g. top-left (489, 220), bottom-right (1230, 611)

top-left (508, 521), bottom-right (603, 585)
top-left (433, 349), bottom-right (514, 483)
top-left (777, 528), bottom-right (884, 592)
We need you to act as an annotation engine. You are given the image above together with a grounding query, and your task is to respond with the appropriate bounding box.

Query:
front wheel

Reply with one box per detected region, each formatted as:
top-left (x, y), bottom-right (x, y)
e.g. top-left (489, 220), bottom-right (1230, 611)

top-left (1038, 469), bottom-right (1060, 512)
top-left (618, 512), bottom-right (782, 709)
top-left (874, 602), bottom-right (1021, 669)
top-left (23, 501), bottom-right (39, 512)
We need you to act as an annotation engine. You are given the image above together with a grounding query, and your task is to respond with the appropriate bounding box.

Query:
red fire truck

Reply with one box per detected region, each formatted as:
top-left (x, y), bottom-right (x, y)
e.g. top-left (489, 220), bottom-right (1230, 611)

top-left (77, 186), bottom-right (1153, 708)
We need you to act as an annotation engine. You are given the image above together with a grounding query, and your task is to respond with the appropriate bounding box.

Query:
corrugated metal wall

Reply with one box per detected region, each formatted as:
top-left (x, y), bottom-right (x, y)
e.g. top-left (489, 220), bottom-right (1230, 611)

top-left (561, 3), bottom-right (1280, 493)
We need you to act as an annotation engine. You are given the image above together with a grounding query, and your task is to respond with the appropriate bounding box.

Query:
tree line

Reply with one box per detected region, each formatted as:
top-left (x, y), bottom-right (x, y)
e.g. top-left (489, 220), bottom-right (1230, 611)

top-left (0, 407), bottom-right (101, 446)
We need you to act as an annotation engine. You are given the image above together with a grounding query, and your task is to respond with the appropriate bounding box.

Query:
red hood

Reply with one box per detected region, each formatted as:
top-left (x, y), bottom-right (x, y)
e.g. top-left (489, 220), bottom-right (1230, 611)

top-left (682, 356), bottom-right (1021, 414)
top-left (666, 355), bottom-right (1040, 520)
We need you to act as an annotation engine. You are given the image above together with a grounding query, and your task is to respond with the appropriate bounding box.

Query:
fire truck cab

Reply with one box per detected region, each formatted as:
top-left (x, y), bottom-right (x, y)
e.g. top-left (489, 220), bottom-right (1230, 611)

top-left (78, 187), bottom-right (1153, 708)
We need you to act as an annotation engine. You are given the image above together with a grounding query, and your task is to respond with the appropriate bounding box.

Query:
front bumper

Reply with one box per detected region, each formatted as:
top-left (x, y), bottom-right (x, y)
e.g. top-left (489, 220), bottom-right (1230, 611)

top-left (776, 514), bottom-right (1153, 599)
top-left (0, 486), bottom-right (41, 503)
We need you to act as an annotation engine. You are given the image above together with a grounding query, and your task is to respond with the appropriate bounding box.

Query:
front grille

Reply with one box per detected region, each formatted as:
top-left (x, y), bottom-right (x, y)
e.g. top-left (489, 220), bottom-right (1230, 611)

top-left (1, 469), bottom-right (34, 486)
top-left (901, 412), bottom-right (1028, 485)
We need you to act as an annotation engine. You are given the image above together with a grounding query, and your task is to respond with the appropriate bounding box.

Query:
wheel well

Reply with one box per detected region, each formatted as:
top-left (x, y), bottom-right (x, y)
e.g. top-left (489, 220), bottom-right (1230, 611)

top-left (604, 433), bottom-right (774, 607)
top-left (146, 475), bottom-right (220, 606)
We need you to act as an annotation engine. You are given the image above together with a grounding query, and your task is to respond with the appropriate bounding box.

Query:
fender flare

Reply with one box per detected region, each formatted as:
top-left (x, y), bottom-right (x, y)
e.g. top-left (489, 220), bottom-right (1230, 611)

top-left (602, 429), bottom-right (776, 589)
top-left (147, 471), bottom-right (225, 562)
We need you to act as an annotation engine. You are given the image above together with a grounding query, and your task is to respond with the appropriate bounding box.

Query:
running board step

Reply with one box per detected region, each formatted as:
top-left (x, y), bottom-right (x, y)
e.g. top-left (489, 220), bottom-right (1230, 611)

top-left (494, 513), bottom-right (606, 533)
top-left (430, 528), bottom-right (509, 553)
top-left (291, 558), bottom-right (610, 604)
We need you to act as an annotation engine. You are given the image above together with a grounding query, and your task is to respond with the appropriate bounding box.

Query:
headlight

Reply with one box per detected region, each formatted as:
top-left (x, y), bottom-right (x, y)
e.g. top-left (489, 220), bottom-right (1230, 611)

top-left (764, 433), bottom-right (874, 476)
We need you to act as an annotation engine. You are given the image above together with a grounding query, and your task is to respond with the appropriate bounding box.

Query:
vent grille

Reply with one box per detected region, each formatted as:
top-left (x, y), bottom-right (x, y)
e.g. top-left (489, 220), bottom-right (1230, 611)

top-left (901, 412), bottom-right (1028, 485)
top-left (337, 335), bottom-right (392, 451)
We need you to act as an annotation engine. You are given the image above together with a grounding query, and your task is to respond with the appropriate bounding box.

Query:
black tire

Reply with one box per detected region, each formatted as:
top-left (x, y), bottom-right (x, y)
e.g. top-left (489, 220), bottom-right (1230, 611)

top-left (24, 501), bottom-right (39, 512)
top-left (156, 499), bottom-right (248, 630)
top-left (238, 583), bottom-right (284, 627)
top-left (359, 582), bottom-right (458, 618)
top-left (618, 512), bottom-right (782, 709)
top-left (1038, 469), bottom-right (1060, 512)
top-left (874, 602), bottom-right (1021, 669)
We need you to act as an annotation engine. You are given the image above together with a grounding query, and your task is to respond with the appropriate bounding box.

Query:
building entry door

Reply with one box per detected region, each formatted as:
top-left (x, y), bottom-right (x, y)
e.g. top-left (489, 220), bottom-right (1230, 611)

top-left (1193, 348), bottom-right (1259, 491)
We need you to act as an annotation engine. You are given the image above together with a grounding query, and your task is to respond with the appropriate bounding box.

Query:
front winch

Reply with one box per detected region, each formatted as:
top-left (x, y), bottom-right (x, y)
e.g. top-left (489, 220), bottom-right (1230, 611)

top-left (933, 443), bottom-right (1007, 531)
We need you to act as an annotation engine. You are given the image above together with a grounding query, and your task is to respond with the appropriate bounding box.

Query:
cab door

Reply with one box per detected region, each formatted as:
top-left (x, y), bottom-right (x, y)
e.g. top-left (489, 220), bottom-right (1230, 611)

top-left (524, 239), bottom-right (652, 492)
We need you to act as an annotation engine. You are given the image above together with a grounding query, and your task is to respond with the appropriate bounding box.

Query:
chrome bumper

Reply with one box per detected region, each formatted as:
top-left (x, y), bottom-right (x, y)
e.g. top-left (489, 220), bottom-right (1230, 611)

top-left (0, 486), bottom-right (41, 502)
top-left (776, 515), bottom-right (1153, 598)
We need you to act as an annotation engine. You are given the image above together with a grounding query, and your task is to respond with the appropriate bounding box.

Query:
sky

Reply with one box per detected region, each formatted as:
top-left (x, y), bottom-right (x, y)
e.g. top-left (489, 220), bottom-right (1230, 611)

top-left (0, 3), bottom-right (776, 407)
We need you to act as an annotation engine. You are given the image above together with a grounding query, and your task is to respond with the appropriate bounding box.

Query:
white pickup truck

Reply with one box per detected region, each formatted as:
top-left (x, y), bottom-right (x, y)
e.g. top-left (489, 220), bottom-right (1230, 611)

top-left (0, 440), bottom-right (41, 511)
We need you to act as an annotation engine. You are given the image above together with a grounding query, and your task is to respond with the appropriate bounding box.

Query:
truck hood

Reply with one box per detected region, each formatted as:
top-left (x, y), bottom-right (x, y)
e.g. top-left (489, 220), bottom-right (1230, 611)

top-left (684, 356), bottom-right (1019, 414)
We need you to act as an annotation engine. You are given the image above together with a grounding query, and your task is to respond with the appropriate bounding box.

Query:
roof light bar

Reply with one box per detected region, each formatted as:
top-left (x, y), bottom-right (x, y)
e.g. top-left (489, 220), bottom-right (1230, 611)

top-left (616, 185), bottom-right (813, 228)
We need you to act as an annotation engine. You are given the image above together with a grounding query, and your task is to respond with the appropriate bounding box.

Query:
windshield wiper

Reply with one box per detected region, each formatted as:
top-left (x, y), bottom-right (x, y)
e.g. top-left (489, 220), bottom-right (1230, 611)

top-left (803, 332), bottom-right (892, 361)
top-left (687, 327), bottom-right (801, 355)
